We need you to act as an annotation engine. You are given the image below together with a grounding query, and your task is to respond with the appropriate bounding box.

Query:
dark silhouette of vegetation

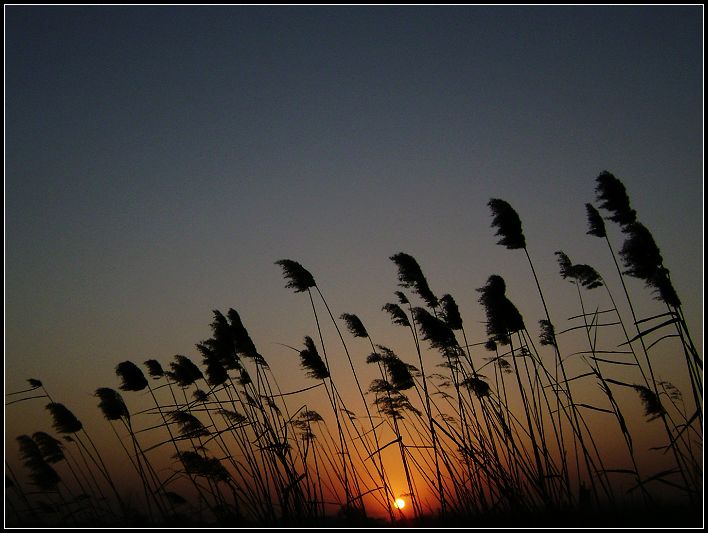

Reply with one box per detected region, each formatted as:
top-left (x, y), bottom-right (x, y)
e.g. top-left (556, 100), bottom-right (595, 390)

top-left (6, 171), bottom-right (702, 527)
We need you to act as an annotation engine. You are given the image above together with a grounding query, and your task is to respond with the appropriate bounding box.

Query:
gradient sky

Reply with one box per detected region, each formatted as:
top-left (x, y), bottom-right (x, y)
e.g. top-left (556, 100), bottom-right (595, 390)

top-left (5, 6), bottom-right (703, 495)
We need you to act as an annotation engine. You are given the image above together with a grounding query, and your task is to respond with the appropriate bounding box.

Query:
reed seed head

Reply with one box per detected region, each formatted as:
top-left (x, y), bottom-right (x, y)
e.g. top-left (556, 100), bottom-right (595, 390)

top-left (143, 359), bottom-right (164, 379)
top-left (413, 307), bottom-right (461, 356)
top-left (299, 336), bottom-right (330, 380)
top-left (340, 313), bottom-right (369, 338)
top-left (390, 252), bottom-right (438, 308)
top-left (488, 198), bottom-right (526, 250)
top-left (46, 403), bottom-right (83, 434)
top-left (620, 222), bottom-right (680, 306)
top-left (32, 432), bottom-right (65, 464)
top-left (95, 387), bottom-right (130, 421)
top-left (477, 275), bottom-right (525, 344)
top-left (168, 355), bottom-right (204, 388)
top-left (275, 259), bottom-right (316, 293)
top-left (594, 171), bottom-right (637, 226)
top-left (382, 302), bottom-right (411, 328)
top-left (585, 203), bottom-right (607, 238)
top-left (115, 361), bottom-right (148, 392)
top-left (440, 294), bottom-right (463, 330)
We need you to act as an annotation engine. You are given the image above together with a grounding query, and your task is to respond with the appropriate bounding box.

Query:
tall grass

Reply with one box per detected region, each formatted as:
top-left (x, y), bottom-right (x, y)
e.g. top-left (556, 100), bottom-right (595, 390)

top-left (6, 171), bottom-right (702, 526)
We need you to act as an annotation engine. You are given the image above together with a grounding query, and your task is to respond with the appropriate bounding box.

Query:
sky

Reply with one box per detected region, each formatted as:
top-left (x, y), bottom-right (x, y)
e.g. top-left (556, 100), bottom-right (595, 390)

top-left (4, 5), bottom-right (703, 509)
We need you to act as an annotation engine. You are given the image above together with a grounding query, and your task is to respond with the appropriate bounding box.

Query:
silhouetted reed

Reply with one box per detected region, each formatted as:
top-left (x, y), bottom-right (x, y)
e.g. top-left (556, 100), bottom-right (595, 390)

top-left (619, 222), bottom-right (680, 307)
top-left (390, 252), bottom-right (438, 309)
top-left (594, 170), bottom-right (637, 226)
top-left (7, 169), bottom-right (701, 526)
top-left (275, 259), bottom-right (316, 293)
top-left (488, 198), bottom-right (526, 250)
top-left (116, 361), bottom-right (149, 392)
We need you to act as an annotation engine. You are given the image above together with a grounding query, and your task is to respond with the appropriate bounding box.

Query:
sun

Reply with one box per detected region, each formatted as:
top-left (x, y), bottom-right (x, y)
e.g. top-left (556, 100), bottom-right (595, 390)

top-left (394, 498), bottom-right (406, 509)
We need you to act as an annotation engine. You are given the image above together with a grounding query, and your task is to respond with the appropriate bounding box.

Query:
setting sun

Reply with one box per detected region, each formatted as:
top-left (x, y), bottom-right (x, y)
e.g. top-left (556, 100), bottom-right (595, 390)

top-left (394, 498), bottom-right (406, 510)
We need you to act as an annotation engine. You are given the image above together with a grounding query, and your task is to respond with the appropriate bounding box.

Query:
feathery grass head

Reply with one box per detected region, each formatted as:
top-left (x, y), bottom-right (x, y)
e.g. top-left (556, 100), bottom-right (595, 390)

top-left (218, 408), bottom-right (248, 425)
top-left (275, 259), bottom-right (316, 293)
top-left (340, 313), bottom-right (369, 338)
top-left (17, 435), bottom-right (61, 490)
top-left (556, 251), bottom-right (603, 289)
top-left (170, 411), bottom-right (210, 438)
top-left (463, 376), bottom-right (491, 399)
top-left (32, 432), bottom-right (65, 464)
top-left (633, 385), bottom-right (664, 421)
top-left (556, 251), bottom-right (574, 280)
top-left (27, 378), bottom-right (43, 389)
top-left (585, 203), bottom-right (607, 238)
top-left (204, 359), bottom-right (229, 387)
top-left (46, 403), bottom-right (83, 434)
top-left (176, 451), bottom-right (229, 482)
top-left (374, 391), bottom-right (421, 420)
top-left (299, 336), bottom-right (330, 380)
top-left (390, 252), bottom-right (438, 308)
top-left (115, 361), bottom-right (148, 392)
top-left (594, 171), bottom-right (637, 226)
top-left (539, 320), bottom-right (556, 347)
top-left (193, 389), bottom-right (210, 403)
top-left (413, 307), bottom-right (460, 356)
top-left (227, 308), bottom-right (262, 362)
top-left (377, 345), bottom-right (415, 390)
top-left (382, 302), bottom-right (411, 328)
top-left (95, 387), bottom-right (130, 421)
top-left (198, 310), bottom-right (238, 369)
top-left (484, 339), bottom-right (497, 352)
top-left (440, 294), bottom-right (463, 330)
top-left (488, 198), bottom-right (526, 250)
top-left (168, 355), bottom-right (204, 388)
top-left (394, 291), bottom-right (409, 305)
top-left (143, 359), bottom-right (164, 379)
top-left (620, 222), bottom-right (680, 306)
top-left (17, 435), bottom-right (44, 465)
top-left (477, 275), bottom-right (525, 344)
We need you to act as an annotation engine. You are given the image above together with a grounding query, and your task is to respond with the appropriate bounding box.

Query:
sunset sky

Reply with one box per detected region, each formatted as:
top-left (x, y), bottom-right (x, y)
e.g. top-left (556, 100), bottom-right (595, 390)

top-left (5, 6), bottom-right (702, 503)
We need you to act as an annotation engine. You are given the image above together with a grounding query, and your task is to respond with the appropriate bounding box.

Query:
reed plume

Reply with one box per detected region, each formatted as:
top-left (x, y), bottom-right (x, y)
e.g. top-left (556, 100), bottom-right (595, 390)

top-left (168, 355), bottom-right (204, 388)
top-left (46, 403), bottom-right (83, 434)
top-left (488, 198), bottom-right (526, 249)
top-left (594, 170), bottom-right (637, 226)
top-left (95, 388), bottom-right (130, 421)
top-left (115, 361), bottom-right (148, 392)
top-left (633, 385), bottom-right (665, 421)
top-left (555, 251), bottom-right (603, 290)
top-left (375, 345), bottom-right (415, 391)
top-left (382, 303), bottom-right (411, 328)
top-left (32, 432), bottom-right (65, 464)
top-left (170, 411), bottom-right (210, 438)
top-left (298, 336), bottom-right (330, 380)
top-left (462, 376), bottom-right (491, 399)
top-left (143, 359), bottom-right (165, 379)
top-left (585, 204), bottom-right (607, 238)
top-left (619, 222), bottom-right (680, 307)
top-left (275, 259), bottom-right (316, 292)
top-left (17, 435), bottom-right (61, 490)
top-left (412, 307), bottom-right (460, 355)
top-left (538, 319), bottom-right (556, 347)
top-left (176, 451), bottom-right (230, 482)
top-left (390, 252), bottom-right (438, 308)
top-left (477, 275), bottom-right (524, 344)
top-left (439, 294), bottom-right (463, 330)
top-left (340, 313), bottom-right (369, 338)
